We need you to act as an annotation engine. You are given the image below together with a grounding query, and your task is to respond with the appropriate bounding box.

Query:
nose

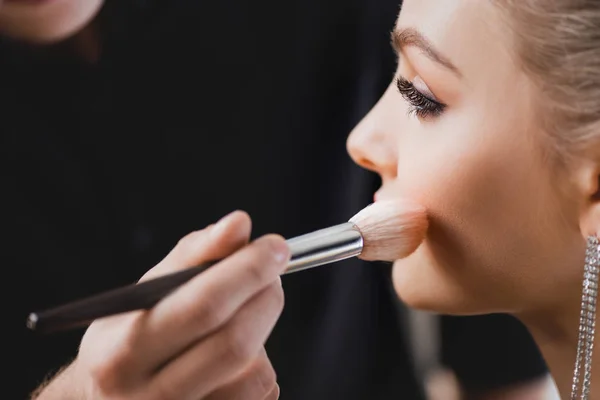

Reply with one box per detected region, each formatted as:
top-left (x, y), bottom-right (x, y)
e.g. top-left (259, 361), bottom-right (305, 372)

top-left (347, 88), bottom-right (398, 182)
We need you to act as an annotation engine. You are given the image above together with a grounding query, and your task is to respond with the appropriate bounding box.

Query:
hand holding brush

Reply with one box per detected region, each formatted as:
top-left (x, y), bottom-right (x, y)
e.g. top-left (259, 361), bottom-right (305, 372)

top-left (29, 200), bottom-right (427, 400)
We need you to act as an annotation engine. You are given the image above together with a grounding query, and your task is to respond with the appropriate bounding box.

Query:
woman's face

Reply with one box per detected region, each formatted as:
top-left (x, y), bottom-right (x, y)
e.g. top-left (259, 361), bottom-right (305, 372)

top-left (347, 0), bottom-right (588, 315)
top-left (0, 0), bottom-right (103, 43)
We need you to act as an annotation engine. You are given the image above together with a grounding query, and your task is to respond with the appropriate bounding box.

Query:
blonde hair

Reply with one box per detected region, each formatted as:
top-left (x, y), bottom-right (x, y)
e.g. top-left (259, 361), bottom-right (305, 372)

top-left (493, 0), bottom-right (600, 160)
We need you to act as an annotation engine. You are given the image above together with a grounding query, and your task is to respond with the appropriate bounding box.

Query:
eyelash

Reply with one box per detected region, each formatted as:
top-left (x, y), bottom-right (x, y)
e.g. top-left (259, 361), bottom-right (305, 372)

top-left (395, 76), bottom-right (446, 119)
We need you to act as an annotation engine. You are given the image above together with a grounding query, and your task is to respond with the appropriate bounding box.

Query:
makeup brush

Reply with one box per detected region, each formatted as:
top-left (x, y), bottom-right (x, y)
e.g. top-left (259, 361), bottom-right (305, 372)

top-left (26, 200), bottom-right (427, 334)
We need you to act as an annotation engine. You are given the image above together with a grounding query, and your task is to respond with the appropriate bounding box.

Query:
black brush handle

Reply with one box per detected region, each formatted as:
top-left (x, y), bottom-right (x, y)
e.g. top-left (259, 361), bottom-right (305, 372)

top-left (27, 261), bottom-right (217, 334)
top-left (26, 222), bottom-right (362, 334)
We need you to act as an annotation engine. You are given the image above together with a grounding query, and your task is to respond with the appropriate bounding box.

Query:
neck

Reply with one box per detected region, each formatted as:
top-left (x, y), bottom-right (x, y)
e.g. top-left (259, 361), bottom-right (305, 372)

top-left (519, 295), bottom-right (600, 399)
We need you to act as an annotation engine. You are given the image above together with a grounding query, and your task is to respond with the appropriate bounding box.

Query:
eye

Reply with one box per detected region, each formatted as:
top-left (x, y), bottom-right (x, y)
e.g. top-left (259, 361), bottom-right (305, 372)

top-left (395, 76), bottom-right (446, 119)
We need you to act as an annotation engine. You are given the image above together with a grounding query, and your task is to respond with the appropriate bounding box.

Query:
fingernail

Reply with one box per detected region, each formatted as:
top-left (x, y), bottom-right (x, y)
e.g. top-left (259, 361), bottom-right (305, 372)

top-left (211, 211), bottom-right (237, 238)
top-left (269, 236), bottom-right (290, 263)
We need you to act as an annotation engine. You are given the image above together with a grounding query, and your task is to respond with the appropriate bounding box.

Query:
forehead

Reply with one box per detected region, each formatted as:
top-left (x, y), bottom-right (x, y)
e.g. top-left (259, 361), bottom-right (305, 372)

top-left (396, 0), bottom-right (517, 86)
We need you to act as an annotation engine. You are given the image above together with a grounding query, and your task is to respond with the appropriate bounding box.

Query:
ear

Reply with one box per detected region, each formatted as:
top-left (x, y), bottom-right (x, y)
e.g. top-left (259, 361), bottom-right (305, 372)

top-left (575, 158), bottom-right (600, 237)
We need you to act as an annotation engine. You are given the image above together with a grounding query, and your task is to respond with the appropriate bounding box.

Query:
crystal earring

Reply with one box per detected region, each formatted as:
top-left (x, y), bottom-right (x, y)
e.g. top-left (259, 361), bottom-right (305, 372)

top-left (571, 236), bottom-right (599, 400)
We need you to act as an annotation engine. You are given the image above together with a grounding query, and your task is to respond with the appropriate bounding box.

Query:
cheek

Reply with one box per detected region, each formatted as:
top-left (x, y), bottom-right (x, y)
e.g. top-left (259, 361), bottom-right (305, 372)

top-left (394, 113), bottom-right (532, 223)
top-left (389, 111), bottom-right (575, 312)
top-left (397, 115), bottom-right (530, 268)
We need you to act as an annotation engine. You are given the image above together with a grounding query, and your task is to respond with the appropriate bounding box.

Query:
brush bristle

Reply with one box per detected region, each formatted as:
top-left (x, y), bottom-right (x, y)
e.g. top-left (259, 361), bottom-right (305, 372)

top-left (349, 200), bottom-right (428, 261)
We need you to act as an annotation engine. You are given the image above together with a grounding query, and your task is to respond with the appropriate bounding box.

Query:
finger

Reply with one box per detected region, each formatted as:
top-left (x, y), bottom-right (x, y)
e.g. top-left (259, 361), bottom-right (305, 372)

top-left (145, 281), bottom-right (285, 400)
top-left (133, 234), bottom-right (289, 372)
top-left (84, 211), bottom-right (253, 385)
top-left (265, 384), bottom-right (280, 400)
top-left (203, 348), bottom-right (276, 400)
top-left (140, 210), bottom-right (252, 282)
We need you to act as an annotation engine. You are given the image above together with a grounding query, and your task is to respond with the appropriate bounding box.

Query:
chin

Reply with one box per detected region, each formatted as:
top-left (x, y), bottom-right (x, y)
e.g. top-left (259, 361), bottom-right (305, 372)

top-left (0, 0), bottom-right (103, 44)
top-left (390, 250), bottom-right (501, 316)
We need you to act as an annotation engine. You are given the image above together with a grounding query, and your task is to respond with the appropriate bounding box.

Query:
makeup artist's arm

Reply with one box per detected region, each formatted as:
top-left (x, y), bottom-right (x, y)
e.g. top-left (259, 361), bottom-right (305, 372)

top-left (31, 211), bottom-right (287, 400)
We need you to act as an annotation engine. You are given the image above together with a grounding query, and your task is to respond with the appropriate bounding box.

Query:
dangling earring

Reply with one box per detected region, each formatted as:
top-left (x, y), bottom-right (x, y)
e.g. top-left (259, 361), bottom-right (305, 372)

top-left (571, 236), bottom-right (599, 400)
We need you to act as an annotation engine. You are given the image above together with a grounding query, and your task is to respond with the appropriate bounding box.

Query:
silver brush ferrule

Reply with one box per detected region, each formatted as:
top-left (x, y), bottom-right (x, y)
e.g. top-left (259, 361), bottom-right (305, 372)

top-left (283, 222), bottom-right (364, 274)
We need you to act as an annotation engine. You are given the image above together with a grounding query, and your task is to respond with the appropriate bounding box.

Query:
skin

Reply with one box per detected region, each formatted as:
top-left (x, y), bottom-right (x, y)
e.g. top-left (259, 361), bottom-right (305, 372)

top-left (34, 211), bottom-right (287, 400)
top-left (347, 0), bottom-right (600, 398)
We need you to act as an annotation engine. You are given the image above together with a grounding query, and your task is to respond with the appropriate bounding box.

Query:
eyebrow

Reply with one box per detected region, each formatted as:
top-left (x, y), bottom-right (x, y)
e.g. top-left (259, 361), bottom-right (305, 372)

top-left (391, 27), bottom-right (461, 78)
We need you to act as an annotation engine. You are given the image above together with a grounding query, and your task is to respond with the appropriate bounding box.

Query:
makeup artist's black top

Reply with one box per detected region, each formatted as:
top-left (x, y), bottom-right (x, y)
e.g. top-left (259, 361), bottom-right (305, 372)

top-left (2, 1), bottom-right (547, 398)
